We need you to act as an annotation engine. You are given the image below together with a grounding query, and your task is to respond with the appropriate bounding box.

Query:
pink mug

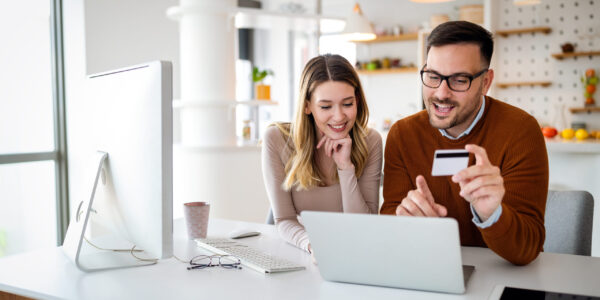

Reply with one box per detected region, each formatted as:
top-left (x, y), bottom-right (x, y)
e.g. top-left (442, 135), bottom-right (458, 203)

top-left (183, 202), bottom-right (210, 239)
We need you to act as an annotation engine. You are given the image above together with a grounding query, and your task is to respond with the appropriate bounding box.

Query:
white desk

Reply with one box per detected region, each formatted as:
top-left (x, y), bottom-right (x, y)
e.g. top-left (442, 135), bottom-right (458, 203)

top-left (1, 218), bottom-right (600, 300)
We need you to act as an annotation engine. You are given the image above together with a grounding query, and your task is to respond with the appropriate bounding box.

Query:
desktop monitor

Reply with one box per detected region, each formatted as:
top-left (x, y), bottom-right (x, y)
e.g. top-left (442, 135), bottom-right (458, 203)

top-left (62, 61), bottom-right (173, 271)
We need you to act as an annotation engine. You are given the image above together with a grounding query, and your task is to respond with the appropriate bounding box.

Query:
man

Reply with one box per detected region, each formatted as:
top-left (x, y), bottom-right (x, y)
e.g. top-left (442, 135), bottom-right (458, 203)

top-left (380, 21), bottom-right (548, 265)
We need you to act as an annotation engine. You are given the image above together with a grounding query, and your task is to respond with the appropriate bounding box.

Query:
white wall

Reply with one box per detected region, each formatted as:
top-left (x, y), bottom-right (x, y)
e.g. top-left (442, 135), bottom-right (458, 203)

top-left (84, 0), bottom-right (180, 97)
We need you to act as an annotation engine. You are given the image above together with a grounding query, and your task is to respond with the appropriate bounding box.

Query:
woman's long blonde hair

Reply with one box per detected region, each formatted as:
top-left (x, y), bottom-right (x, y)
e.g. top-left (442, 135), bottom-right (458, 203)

top-left (275, 54), bottom-right (370, 191)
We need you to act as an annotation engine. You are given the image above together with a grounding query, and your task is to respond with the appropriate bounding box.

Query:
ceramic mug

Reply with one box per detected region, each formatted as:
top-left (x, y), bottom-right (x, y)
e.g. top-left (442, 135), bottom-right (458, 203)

top-left (183, 202), bottom-right (210, 239)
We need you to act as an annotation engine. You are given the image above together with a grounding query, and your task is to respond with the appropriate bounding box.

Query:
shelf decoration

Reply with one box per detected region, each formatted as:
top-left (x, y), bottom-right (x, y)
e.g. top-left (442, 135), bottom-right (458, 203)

top-left (495, 26), bottom-right (551, 37)
top-left (581, 68), bottom-right (598, 106)
top-left (496, 81), bottom-right (552, 88)
top-left (252, 67), bottom-right (274, 100)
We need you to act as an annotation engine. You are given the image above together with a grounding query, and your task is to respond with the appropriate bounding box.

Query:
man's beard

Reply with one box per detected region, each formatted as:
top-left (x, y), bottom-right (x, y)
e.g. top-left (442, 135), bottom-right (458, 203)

top-left (424, 86), bottom-right (483, 131)
top-left (426, 97), bottom-right (461, 129)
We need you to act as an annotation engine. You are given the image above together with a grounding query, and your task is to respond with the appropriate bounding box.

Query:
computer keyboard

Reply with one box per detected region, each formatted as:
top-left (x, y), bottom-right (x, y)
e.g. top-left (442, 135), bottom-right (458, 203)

top-left (195, 238), bottom-right (305, 273)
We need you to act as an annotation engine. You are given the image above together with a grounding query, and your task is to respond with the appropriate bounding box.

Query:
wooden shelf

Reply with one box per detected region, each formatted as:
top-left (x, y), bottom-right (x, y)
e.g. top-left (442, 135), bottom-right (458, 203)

top-left (496, 27), bottom-right (551, 37)
top-left (496, 81), bottom-right (552, 88)
top-left (172, 100), bottom-right (278, 108)
top-left (551, 51), bottom-right (600, 60)
top-left (356, 67), bottom-right (418, 75)
top-left (569, 107), bottom-right (600, 114)
top-left (236, 100), bottom-right (278, 106)
top-left (353, 33), bottom-right (419, 44)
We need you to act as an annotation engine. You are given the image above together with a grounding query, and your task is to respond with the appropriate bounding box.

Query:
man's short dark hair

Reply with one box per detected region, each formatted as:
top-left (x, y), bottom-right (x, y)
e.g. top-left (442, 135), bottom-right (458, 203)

top-left (426, 21), bottom-right (494, 68)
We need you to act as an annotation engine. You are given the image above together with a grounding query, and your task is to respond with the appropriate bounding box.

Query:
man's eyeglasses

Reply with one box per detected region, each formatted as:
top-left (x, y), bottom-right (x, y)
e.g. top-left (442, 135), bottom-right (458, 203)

top-left (420, 67), bottom-right (488, 92)
top-left (187, 254), bottom-right (242, 270)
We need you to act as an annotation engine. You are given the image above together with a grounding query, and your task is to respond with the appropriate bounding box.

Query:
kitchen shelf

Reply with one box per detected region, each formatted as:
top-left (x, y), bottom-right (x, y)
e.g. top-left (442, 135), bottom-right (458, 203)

top-left (353, 33), bottom-right (419, 44)
top-left (356, 67), bottom-right (418, 75)
top-left (172, 100), bottom-right (278, 108)
top-left (496, 26), bottom-right (551, 37)
top-left (569, 107), bottom-right (600, 114)
top-left (546, 139), bottom-right (600, 153)
top-left (236, 100), bottom-right (279, 106)
top-left (551, 51), bottom-right (600, 60)
top-left (496, 81), bottom-right (552, 88)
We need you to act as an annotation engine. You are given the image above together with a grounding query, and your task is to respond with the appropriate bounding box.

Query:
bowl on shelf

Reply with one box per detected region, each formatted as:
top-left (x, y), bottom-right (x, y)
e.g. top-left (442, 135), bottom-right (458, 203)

top-left (560, 43), bottom-right (575, 53)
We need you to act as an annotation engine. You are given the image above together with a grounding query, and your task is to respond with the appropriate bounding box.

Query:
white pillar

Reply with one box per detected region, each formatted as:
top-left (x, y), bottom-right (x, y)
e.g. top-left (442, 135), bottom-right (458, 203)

top-left (167, 0), bottom-right (237, 147)
top-left (167, 0), bottom-right (270, 223)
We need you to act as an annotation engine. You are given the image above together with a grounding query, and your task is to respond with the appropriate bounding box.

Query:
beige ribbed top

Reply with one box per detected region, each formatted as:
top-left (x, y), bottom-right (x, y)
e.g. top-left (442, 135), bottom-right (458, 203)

top-left (261, 126), bottom-right (383, 252)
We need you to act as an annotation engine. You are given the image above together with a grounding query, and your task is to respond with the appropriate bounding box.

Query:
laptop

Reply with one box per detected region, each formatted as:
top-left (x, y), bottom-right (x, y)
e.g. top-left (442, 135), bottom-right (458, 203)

top-left (301, 211), bottom-right (474, 294)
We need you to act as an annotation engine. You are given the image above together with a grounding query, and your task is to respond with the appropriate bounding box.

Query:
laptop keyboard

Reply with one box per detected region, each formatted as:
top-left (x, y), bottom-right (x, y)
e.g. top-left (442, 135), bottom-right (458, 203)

top-left (195, 238), bottom-right (305, 273)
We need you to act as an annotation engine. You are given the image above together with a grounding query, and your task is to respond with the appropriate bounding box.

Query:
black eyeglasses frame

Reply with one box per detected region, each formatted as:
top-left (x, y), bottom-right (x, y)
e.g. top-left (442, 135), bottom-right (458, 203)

top-left (420, 66), bottom-right (488, 92)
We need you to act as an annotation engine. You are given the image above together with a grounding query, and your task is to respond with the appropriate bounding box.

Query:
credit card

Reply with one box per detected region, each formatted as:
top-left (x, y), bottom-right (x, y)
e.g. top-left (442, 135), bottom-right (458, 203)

top-left (431, 149), bottom-right (469, 176)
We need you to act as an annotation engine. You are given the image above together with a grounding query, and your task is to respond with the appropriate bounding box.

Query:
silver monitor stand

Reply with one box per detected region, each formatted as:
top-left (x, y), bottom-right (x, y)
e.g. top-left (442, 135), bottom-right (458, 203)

top-left (61, 151), bottom-right (156, 272)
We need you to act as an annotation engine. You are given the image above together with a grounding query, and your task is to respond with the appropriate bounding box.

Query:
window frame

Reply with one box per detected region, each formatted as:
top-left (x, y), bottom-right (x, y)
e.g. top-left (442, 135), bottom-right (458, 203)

top-left (0, 0), bottom-right (69, 246)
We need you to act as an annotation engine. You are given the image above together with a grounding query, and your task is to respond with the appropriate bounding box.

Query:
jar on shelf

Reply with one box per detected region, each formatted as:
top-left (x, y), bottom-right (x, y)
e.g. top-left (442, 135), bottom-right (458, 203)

top-left (242, 120), bottom-right (252, 140)
top-left (552, 103), bottom-right (568, 131)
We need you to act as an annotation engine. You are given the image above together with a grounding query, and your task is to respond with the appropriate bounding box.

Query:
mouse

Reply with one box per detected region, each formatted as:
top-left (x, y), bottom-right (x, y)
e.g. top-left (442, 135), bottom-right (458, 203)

top-left (228, 228), bottom-right (261, 239)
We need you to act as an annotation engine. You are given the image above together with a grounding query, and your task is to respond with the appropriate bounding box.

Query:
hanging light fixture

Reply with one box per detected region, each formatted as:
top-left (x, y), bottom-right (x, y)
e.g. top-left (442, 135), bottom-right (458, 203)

top-left (341, 3), bottom-right (376, 42)
top-left (513, 0), bottom-right (541, 5)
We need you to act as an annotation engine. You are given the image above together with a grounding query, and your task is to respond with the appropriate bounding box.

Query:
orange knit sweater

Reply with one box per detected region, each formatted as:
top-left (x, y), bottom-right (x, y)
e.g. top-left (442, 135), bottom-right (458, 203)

top-left (381, 96), bottom-right (548, 265)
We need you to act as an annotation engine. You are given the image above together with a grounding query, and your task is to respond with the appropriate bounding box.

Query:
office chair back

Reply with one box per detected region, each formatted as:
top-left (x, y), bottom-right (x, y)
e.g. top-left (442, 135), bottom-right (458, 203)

top-left (544, 190), bottom-right (594, 256)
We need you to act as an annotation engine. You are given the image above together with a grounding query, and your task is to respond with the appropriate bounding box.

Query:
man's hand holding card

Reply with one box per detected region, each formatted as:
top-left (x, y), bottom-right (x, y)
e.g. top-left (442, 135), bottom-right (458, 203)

top-left (396, 144), bottom-right (505, 221)
top-left (452, 144), bottom-right (505, 222)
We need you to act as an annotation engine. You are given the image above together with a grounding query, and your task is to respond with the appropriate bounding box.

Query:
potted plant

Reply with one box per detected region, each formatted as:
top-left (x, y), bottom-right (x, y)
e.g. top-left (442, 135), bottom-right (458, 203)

top-left (252, 66), bottom-right (274, 100)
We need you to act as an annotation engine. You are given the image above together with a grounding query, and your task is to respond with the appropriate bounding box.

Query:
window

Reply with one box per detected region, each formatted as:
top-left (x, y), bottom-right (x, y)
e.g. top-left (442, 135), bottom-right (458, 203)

top-left (0, 0), bottom-right (68, 257)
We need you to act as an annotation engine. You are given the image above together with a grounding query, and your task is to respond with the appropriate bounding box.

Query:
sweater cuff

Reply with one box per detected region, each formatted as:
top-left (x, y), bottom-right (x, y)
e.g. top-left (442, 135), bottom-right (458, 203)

top-left (471, 204), bottom-right (502, 229)
top-left (478, 203), bottom-right (513, 240)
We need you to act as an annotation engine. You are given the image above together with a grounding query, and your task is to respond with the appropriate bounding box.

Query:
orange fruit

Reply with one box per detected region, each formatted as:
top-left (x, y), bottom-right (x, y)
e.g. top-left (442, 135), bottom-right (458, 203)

top-left (586, 69), bottom-right (596, 77)
top-left (587, 85), bottom-right (596, 94)
top-left (586, 97), bottom-right (595, 105)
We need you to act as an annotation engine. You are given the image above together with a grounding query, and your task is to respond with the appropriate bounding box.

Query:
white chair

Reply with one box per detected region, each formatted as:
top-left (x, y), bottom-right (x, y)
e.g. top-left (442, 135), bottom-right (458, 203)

top-left (543, 190), bottom-right (594, 256)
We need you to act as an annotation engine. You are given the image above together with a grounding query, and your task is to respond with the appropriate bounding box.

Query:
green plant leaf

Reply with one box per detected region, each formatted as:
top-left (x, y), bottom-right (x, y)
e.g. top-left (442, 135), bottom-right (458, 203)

top-left (252, 66), bottom-right (274, 83)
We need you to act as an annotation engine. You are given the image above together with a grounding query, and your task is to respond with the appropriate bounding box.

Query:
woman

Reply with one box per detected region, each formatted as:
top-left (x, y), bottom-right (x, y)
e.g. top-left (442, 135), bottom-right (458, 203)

top-left (261, 54), bottom-right (382, 253)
